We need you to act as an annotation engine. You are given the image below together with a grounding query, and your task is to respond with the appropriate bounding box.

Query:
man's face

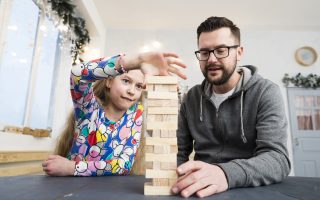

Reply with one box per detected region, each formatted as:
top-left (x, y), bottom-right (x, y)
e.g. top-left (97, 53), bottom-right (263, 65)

top-left (198, 27), bottom-right (243, 85)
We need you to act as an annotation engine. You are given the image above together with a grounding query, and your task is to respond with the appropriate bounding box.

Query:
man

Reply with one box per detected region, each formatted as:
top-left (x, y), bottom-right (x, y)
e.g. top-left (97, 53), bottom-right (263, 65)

top-left (172, 16), bottom-right (290, 198)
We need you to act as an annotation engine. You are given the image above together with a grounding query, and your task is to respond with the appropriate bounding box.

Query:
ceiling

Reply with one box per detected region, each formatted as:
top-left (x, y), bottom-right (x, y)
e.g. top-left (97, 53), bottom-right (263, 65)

top-left (91, 0), bottom-right (320, 31)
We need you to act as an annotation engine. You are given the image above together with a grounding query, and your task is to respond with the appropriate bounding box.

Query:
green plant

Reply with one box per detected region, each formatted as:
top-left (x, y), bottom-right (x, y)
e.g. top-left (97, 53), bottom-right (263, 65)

top-left (282, 73), bottom-right (320, 88)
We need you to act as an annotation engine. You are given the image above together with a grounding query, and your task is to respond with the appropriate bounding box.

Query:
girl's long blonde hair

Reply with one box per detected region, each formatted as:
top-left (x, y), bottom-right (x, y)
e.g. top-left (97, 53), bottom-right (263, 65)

top-left (54, 79), bottom-right (110, 156)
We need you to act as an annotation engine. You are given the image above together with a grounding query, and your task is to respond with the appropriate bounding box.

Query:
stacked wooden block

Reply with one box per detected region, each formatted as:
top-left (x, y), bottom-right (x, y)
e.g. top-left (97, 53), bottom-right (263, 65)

top-left (143, 76), bottom-right (179, 195)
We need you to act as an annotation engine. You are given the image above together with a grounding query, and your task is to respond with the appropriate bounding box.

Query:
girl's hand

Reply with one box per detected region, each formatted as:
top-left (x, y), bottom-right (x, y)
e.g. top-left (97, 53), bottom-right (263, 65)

top-left (122, 52), bottom-right (187, 79)
top-left (42, 155), bottom-right (75, 176)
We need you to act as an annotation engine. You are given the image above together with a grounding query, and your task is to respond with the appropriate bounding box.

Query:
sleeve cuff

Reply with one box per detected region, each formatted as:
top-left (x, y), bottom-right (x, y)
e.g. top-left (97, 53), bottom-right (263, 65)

top-left (217, 161), bottom-right (247, 189)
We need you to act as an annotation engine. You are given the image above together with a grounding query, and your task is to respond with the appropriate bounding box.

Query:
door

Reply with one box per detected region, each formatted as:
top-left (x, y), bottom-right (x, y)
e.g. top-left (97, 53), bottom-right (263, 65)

top-left (287, 88), bottom-right (320, 177)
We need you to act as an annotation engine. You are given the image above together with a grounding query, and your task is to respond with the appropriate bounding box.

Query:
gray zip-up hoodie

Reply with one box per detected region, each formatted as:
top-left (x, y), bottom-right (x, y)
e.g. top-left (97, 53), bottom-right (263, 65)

top-left (177, 65), bottom-right (290, 189)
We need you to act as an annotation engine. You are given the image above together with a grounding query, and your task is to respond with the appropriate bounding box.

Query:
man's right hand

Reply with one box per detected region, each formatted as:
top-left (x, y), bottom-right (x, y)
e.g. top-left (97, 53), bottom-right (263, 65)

top-left (171, 160), bottom-right (228, 198)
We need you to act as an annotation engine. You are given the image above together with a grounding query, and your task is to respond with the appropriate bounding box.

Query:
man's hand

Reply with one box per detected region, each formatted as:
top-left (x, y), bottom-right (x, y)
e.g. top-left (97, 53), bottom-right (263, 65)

top-left (42, 155), bottom-right (75, 176)
top-left (171, 160), bottom-right (228, 198)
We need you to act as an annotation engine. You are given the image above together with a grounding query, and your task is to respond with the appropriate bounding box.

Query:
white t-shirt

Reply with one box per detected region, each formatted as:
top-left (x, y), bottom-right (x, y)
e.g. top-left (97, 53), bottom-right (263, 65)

top-left (210, 87), bottom-right (235, 109)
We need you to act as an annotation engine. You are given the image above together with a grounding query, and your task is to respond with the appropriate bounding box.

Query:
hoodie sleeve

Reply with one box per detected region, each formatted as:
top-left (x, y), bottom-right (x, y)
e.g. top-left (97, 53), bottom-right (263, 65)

top-left (177, 97), bottom-right (194, 166)
top-left (217, 84), bottom-right (291, 188)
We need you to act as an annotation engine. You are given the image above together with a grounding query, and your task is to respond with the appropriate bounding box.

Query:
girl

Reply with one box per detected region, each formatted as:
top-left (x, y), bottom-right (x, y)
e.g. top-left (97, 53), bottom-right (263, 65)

top-left (42, 52), bottom-right (187, 176)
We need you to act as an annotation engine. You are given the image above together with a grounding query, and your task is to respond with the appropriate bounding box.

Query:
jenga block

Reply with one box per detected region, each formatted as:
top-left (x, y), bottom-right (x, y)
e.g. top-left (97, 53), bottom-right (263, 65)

top-left (147, 99), bottom-right (178, 107)
top-left (170, 145), bottom-right (178, 153)
top-left (148, 91), bottom-right (178, 100)
top-left (151, 130), bottom-right (161, 137)
top-left (152, 178), bottom-right (169, 186)
top-left (145, 145), bottom-right (154, 153)
top-left (146, 76), bottom-right (178, 84)
top-left (169, 179), bottom-right (176, 187)
top-left (145, 161), bottom-right (153, 169)
top-left (145, 169), bottom-right (177, 178)
top-left (168, 85), bottom-right (178, 92)
top-left (145, 153), bottom-right (177, 162)
top-left (161, 130), bottom-right (177, 138)
top-left (154, 84), bottom-right (172, 92)
top-left (144, 182), bottom-right (172, 195)
top-left (162, 115), bottom-right (178, 122)
top-left (153, 161), bottom-right (161, 170)
top-left (148, 107), bottom-right (178, 115)
top-left (161, 162), bottom-right (177, 170)
top-left (145, 84), bottom-right (154, 91)
top-left (153, 145), bottom-right (171, 154)
top-left (147, 114), bottom-right (163, 122)
top-left (145, 137), bottom-right (177, 146)
top-left (147, 122), bottom-right (177, 130)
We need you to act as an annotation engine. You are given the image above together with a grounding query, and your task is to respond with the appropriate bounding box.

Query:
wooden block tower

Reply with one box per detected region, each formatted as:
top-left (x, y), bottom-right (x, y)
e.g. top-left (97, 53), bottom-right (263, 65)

top-left (143, 75), bottom-right (179, 195)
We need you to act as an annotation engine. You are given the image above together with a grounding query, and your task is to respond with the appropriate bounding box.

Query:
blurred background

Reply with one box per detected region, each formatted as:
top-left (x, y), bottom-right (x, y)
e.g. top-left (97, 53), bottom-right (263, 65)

top-left (0, 0), bottom-right (319, 177)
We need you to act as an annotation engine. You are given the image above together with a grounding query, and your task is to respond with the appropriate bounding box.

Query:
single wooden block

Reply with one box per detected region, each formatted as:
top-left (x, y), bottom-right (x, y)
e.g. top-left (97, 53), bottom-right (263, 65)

top-left (168, 85), bottom-right (178, 92)
top-left (145, 153), bottom-right (177, 162)
top-left (145, 145), bottom-right (154, 153)
top-left (170, 145), bottom-right (178, 153)
top-left (148, 107), bottom-right (178, 115)
top-left (147, 114), bottom-right (163, 122)
top-left (151, 130), bottom-right (161, 137)
top-left (148, 91), bottom-right (178, 100)
top-left (153, 84), bottom-right (178, 92)
top-left (152, 178), bottom-right (169, 186)
top-left (147, 99), bottom-right (178, 107)
top-left (145, 84), bottom-right (154, 91)
top-left (145, 137), bottom-right (177, 146)
top-left (146, 122), bottom-right (177, 130)
top-left (162, 115), bottom-right (178, 122)
top-left (161, 162), bottom-right (177, 170)
top-left (161, 130), bottom-right (177, 138)
top-left (144, 182), bottom-right (173, 195)
top-left (146, 76), bottom-right (178, 84)
top-left (145, 169), bottom-right (177, 178)
top-left (153, 145), bottom-right (171, 154)
top-left (152, 161), bottom-right (161, 170)
top-left (145, 161), bottom-right (153, 169)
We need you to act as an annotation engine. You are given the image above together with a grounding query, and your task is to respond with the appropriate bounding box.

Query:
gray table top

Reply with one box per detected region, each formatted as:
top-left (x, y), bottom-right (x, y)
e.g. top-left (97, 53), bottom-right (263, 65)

top-left (0, 175), bottom-right (319, 200)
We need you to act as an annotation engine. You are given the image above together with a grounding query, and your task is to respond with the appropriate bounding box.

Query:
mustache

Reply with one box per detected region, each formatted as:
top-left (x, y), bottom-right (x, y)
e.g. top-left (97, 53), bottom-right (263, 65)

top-left (205, 64), bottom-right (224, 70)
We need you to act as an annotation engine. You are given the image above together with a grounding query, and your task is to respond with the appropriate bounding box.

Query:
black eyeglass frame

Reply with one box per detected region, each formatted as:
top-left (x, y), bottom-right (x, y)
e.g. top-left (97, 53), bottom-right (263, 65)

top-left (195, 45), bottom-right (240, 61)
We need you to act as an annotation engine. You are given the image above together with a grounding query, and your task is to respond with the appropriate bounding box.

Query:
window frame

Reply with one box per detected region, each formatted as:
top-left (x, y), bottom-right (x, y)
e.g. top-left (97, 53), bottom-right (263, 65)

top-left (0, 0), bottom-right (61, 130)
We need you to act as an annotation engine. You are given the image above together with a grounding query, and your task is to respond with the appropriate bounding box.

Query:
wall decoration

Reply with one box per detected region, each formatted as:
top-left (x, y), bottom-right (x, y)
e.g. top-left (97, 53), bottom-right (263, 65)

top-left (295, 46), bottom-right (317, 66)
top-left (282, 73), bottom-right (320, 88)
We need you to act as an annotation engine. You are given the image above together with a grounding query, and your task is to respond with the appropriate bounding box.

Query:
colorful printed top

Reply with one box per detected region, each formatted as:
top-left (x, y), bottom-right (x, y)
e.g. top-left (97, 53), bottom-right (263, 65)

top-left (68, 55), bottom-right (143, 176)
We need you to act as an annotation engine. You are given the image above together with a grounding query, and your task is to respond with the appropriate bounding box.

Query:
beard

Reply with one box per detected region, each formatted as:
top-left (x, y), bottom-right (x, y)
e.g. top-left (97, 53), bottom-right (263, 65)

top-left (202, 63), bottom-right (237, 85)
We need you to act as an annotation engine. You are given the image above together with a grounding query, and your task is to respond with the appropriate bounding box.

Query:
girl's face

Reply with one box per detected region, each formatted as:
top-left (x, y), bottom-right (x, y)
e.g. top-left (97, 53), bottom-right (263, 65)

top-left (107, 70), bottom-right (145, 112)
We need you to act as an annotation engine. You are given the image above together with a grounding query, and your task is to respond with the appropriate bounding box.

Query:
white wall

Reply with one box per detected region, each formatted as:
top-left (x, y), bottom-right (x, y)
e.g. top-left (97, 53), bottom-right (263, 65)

top-left (104, 28), bottom-right (320, 175)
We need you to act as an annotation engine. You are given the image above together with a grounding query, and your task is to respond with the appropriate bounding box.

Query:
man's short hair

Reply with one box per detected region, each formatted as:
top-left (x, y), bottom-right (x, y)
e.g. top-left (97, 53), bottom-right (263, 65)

top-left (197, 16), bottom-right (241, 44)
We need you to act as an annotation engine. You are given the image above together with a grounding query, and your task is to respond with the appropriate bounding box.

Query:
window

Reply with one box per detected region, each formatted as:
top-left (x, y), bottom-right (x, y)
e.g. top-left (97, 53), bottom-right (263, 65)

top-left (0, 0), bottom-right (60, 129)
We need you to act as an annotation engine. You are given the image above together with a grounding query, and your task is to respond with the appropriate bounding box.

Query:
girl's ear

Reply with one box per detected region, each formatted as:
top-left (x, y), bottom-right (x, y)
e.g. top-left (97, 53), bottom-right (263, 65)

top-left (105, 78), bottom-right (112, 88)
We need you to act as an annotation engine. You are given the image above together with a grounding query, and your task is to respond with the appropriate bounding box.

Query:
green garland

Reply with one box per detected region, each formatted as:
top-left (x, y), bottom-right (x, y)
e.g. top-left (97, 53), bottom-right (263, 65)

top-left (48, 0), bottom-right (90, 64)
top-left (282, 73), bottom-right (320, 88)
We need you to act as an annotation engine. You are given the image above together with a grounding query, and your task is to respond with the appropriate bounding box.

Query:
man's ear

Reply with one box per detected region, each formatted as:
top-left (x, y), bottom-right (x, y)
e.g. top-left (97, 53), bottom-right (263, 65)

top-left (236, 46), bottom-right (244, 61)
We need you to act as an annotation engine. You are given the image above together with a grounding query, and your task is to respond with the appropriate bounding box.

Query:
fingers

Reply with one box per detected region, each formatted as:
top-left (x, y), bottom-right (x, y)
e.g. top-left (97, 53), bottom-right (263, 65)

top-left (166, 57), bottom-right (187, 69)
top-left (196, 184), bottom-right (219, 198)
top-left (177, 160), bottom-right (203, 176)
top-left (163, 52), bottom-right (179, 58)
top-left (168, 66), bottom-right (187, 80)
top-left (47, 154), bottom-right (60, 160)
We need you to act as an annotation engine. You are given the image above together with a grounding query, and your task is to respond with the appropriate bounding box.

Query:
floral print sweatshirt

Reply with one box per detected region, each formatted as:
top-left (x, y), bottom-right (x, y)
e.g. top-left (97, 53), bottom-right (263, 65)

top-left (68, 55), bottom-right (143, 176)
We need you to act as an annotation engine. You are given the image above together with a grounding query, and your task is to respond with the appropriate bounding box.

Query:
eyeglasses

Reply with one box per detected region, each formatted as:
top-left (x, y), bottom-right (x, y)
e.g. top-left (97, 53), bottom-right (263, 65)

top-left (195, 45), bottom-right (239, 61)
